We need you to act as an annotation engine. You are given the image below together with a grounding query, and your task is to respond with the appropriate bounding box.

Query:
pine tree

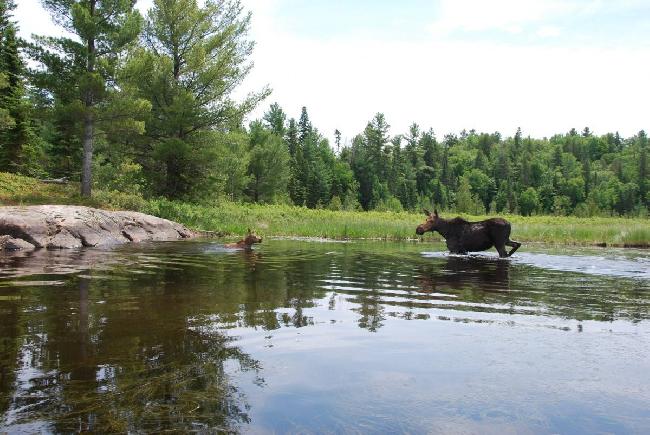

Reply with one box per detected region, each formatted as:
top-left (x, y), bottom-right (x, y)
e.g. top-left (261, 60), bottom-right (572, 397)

top-left (36, 0), bottom-right (144, 196)
top-left (263, 102), bottom-right (286, 137)
top-left (125, 0), bottom-right (269, 198)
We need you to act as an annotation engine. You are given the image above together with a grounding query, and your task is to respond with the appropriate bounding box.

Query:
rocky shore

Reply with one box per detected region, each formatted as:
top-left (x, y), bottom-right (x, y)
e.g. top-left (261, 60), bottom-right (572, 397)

top-left (0, 205), bottom-right (196, 251)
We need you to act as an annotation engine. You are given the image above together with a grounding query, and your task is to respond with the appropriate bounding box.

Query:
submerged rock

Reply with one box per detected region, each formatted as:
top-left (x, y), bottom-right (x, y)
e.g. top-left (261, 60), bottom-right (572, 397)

top-left (0, 205), bottom-right (196, 250)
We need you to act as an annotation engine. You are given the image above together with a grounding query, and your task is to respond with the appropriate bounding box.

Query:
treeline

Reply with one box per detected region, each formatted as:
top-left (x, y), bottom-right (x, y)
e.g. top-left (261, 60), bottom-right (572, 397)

top-left (0, 0), bottom-right (648, 216)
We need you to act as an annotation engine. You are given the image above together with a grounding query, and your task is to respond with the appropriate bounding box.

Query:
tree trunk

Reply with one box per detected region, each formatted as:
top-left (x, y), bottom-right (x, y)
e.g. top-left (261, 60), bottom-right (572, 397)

top-left (166, 157), bottom-right (179, 197)
top-left (81, 112), bottom-right (93, 197)
top-left (81, 1), bottom-right (96, 198)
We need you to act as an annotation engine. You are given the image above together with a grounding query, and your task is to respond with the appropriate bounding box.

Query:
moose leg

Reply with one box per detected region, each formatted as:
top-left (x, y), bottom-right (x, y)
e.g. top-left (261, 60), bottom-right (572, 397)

top-left (505, 239), bottom-right (521, 256)
top-left (446, 239), bottom-right (466, 255)
top-left (495, 243), bottom-right (508, 258)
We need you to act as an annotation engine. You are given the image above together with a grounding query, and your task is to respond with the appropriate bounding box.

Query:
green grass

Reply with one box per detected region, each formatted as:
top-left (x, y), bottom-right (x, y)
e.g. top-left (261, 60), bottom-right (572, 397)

top-left (0, 172), bottom-right (148, 210)
top-left (143, 200), bottom-right (426, 240)
top-left (1, 171), bottom-right (649, 247)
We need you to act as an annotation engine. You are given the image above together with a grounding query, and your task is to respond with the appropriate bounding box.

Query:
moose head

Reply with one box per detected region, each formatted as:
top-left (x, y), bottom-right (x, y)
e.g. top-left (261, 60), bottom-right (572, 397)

top-left (244, 228), bottom-right (262, 245)
top-left (415, 209), bottom-right (440, 235)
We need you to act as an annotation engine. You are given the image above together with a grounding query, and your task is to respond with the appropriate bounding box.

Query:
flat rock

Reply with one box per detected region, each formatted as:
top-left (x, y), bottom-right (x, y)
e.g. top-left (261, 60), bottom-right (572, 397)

top-left (0, 205), bottom-right (196, 250)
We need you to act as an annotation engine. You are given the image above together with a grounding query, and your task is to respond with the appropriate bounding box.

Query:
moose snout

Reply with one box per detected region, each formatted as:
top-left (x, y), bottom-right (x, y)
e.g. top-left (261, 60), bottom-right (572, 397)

top-left (415, 226), bottom-right (425, 235)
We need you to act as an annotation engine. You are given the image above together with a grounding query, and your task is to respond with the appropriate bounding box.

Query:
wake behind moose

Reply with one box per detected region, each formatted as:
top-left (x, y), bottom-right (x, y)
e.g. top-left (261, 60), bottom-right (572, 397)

top-left (416, 209), bottom-right (521, 258)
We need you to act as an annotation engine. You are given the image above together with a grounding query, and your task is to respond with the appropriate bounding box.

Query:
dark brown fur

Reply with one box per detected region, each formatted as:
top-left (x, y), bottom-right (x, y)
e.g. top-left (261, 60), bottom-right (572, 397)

top-left (416, 209), bottom-right (521, 258)
top-left (225, 229), bottom-right (262, 249)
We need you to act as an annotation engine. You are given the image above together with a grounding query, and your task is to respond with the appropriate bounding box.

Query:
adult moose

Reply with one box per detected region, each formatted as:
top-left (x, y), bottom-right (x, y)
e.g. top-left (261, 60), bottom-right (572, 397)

top-left (416, 209), bottom-right (521, 258)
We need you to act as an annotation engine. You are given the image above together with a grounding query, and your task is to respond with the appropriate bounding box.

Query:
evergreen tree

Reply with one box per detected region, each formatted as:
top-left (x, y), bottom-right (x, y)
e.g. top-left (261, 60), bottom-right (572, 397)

top-left (125, 0), bottom-right (269, 198)
top-left (298, 106), bottom-right (311, 144)
top-left (0, 0), bottom-right (16, 132)
top-left (286, 118), bottom-right (298, 157)
top-left (583, 157), bottom-right (591, 198)
top-left (263, 102), bottom-right (286, 137)
top-left (287, 116), bottom-right (306, 205)
top-left (519, 187), bottom-right (540, 216)
top-left (455, 176), bottom-right (482, 214)
top-left (0, 5), bottom-right (35, 173)
top-left (640, 153), bottom-right (647, 206)
top-left (37, 0), bottom-right (144, 196)
top-left (350, 113), bottom-right (391, 210)
top-left (217, 131), bottom-right (250, 201)
top-left (247, 121), bottom-right (289, 202)
top-left (334, 128), bottom-right (341, 153)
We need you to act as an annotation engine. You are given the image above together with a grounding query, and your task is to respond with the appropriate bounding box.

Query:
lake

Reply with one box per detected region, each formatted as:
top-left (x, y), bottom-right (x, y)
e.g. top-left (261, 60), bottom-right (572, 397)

top-left (1, 240), bottom-right (649, 434)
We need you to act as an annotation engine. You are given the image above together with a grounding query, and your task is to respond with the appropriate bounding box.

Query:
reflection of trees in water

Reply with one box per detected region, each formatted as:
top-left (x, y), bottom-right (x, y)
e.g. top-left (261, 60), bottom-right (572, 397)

top-left (0, 244), bottom-right (353, 431)
top-left (4, 243), bottom-right (650, 430)
top-left (0, 289), bottom-right (20, 420)
top-left (345, 253), bottom-right (392, 332)
top-left (416, 255), bottom-right (650, 322)
top-left (326, 250), bottom-right (426, 332)
top-left (200, 249), bottom-right (335, 330)
top-left (1, 268), bottom-right (261, 432)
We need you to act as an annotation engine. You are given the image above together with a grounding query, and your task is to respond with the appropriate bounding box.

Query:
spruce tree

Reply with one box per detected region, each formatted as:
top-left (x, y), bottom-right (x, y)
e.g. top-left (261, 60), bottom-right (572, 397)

top-left (0, 0), bottom-right (34, 173)
top-left (286, 118), bottom-right (298, 157)
top-left (298, 106), bottom-right (311, 144)
top-left (639, 131), bottom-right (648, 207)
top-left (334, 129), bottom-right (341, 153)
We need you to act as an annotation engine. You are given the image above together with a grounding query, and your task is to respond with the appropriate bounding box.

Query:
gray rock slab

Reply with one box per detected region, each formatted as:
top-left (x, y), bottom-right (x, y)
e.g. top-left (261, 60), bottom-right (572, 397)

top-left (0, 205), bottom-right (196, 250)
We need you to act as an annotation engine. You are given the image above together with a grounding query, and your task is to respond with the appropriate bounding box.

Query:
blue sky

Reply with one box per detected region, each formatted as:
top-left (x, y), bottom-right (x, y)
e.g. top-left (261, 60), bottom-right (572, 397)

top-left (269, 0), bottom-right (650, 46)
top-left (16, 0), bottom-right (650, 144)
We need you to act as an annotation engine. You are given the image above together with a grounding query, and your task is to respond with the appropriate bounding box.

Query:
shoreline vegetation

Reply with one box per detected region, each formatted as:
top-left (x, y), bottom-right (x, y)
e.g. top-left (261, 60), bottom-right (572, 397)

top-left (1, 173), bottom-right (648, 248)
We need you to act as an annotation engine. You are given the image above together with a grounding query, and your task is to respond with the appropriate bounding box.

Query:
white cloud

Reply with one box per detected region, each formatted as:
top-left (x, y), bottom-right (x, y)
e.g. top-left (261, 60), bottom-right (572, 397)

top-left (537, 25), bottom-right (562, 37)
top-left (429, 0), bottom-right (577, 35)
top-left (241, 20), bottom-right (650, 142)
top-left (16, 0), bottom-right (63, 40)
top-left (16, 0), bottom-right (154, 40)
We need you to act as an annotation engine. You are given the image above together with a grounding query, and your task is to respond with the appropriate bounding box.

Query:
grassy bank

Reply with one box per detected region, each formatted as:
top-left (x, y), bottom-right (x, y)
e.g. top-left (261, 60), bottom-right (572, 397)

top-left (1, 172), bottom-right (649, 247)
top-left (144, 200), bottom-right (650, 247)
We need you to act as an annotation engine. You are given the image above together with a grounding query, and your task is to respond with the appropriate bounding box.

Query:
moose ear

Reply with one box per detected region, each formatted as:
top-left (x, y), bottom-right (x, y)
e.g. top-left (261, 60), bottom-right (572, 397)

top-left (423, 209), bottom-right (431, 216)
top-left (433, 209), bottom-right (439, 217)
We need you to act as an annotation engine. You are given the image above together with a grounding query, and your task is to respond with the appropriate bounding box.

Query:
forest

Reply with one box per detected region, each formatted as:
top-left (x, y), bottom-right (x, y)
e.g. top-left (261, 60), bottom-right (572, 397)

top-left (0, 0), bottom-right (648, 217)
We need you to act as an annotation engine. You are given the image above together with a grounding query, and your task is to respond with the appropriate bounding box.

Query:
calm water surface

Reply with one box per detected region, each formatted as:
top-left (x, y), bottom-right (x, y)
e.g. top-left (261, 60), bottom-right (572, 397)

top-left (1, 240), bottom-right (649, 434)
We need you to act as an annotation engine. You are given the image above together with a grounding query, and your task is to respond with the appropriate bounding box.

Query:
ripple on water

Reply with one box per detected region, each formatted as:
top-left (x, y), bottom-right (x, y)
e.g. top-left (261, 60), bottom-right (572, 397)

top-left (421, 249), bottom-right (650, 279)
